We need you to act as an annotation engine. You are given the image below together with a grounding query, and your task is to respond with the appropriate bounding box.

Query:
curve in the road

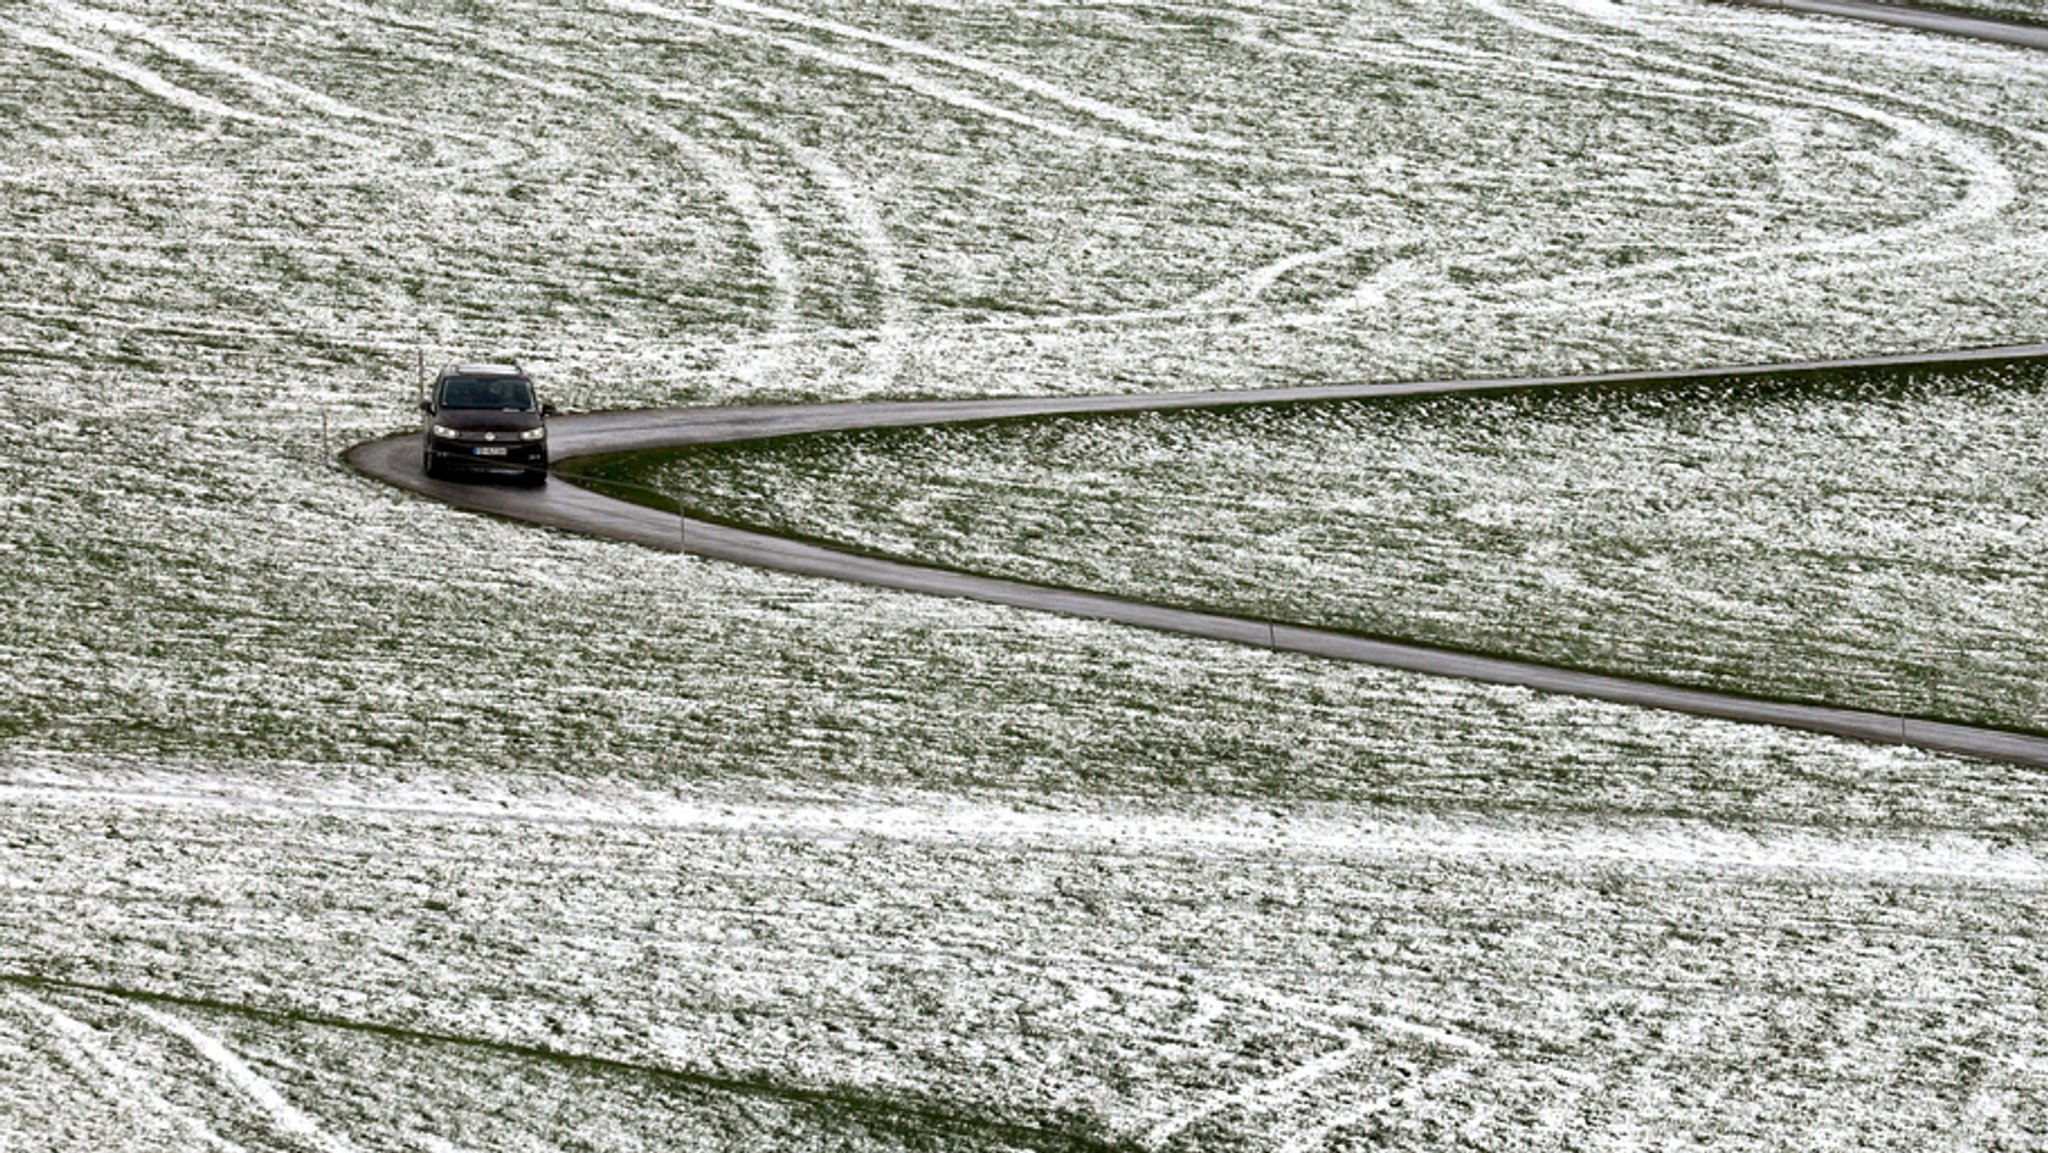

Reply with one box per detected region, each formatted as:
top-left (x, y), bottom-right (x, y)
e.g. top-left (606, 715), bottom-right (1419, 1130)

top-left (349, 342), bottom-right (2048, 769)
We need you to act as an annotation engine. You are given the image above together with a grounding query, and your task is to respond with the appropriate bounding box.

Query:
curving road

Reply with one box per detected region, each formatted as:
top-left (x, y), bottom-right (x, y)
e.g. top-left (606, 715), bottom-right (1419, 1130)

top-left (349, 342), bottom-right (2048, 768)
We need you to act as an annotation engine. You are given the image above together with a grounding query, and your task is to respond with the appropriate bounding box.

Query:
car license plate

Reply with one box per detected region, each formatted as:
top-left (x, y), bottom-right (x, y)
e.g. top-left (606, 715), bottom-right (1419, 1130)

top-left (474, 446), bottom-right (509, 456)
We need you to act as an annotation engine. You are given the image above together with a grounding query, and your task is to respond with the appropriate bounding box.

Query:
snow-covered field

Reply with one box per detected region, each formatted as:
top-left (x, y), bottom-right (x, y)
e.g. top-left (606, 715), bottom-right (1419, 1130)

top-left (5, 0), bottom-right (2048, 1148)
top-left (617, 360), bottom-right (2048, 731)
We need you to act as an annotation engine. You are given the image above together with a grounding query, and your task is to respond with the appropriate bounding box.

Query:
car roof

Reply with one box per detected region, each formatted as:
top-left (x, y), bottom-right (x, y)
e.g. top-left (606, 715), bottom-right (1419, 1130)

top-left (440, 362), bottom-right (526, 377)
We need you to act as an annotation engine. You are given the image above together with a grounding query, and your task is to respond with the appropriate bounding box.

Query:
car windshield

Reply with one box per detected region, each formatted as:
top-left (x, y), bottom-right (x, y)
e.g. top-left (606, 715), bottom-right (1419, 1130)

top-left (440, 375), bottom-right (536, 410)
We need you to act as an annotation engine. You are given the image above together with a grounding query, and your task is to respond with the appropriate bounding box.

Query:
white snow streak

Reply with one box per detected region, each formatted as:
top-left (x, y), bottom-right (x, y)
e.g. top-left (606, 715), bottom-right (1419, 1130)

top-left (638, 116), bottom-right (805, 362)
top-left (717, 105), bottom-right (911, 389)
top-left (703, 0), bottom-right (1238, 150)
top-left (1456, 0), bottom-right (2018, 306)
top-left (1, 22), bottom-right (252, 124)
top-left (5, 992), bottom-right (250, 1153)
top-left (1142, 1029), bottom-right (1379, 1149)
top-left (45, 0), bottom-right (399, 133)
top-left (1184, 239), bottom-right (1361, 313)
top-left (598, 0), bottom-right (1239, 164)
top-left (130, 1004), bottom-right (361, 1153)
top-left (1274, 1066), bottom-right (1473, 1153)
top-left (1144, 1003), bottom-right (1488, 1150)
top-left (6, 779), bottom-right (2044, 886)
top-left (17, 0), bottom-right (520, 177)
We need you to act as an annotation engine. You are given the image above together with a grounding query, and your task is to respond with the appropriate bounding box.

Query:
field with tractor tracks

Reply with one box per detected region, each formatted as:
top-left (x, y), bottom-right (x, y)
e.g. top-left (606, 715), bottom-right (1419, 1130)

top-left (4, 0), bottom-right (2048, 1148)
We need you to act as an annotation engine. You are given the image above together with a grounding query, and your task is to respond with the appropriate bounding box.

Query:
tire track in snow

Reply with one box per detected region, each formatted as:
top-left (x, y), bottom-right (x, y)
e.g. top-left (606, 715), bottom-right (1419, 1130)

top-left (129, 1002), bottom-right (365, 1153)
top-left (1450, 0), bottom-right (2022, 311)
top-left (597, 0), bottom-right (1298, 170)
top-left (41, 0), bottom-right (895, 414)
top-left (1273, 1066), bottom-right (1473, 1153)
top-left (103, 1), bottom-right (522, 176)
top-left (6, 854), bottom-right (2023, 1030)
top-left (6, 782), bottom-right (2041, 1085)
top-left (625, 108), bottom-right (806, 385)
top-left (1181, 237), bottom-right (1442, 321)
top-left (1141, 1028), bottom-right (1378, 1151)
top-left (1, 21), bottom-right (254, 125)
top-left (5, 3), bottom-right (522, 192)
top-left (525, 47), bottom-right (911, 388)
top-left (1210, 0), bottom-right (2025, 331)
top-left (4, 784), bottom-right (2038, 1144)
top-left (800, 8), bottom-right (1911, 343)
top-left (697, 0), bottom-right (1241, 152)
top-left (1181, 239), bottom-right (1364, 314)
top-left (1568, 2), bottom-right (2032, 200)
top-left (856, 231), bottom-right (1427, 338)
top-left (1021, 10), bottom-right (2000, 338)
top-left (323, 0), bottom-right (1983, 371)
top-left (604, 0), bottom-right (1144, 154)
top-left (0, 975), bottom-right (1125, 1153)
top-left (308, 0), bottom-right (914, 389)
top-left (303, 0), bottom-right (809, 376)
top-left (4, 990), bottom-right (251, 1153)
top-left (45, 0), bottom-right (399, 135)
top-left (1500, 0), bottom-right (2048, 317)
top-left (705, 105), bottom-right (911, 392)
top-left (1195, 13), bottom-right (2031, 335)
top-left (1158, 30), bottom-right (1781, 328)
top-left (514, 39), bottom-right (909, 387)
top-left (1141, 1008), bottom-right (1489, 1152)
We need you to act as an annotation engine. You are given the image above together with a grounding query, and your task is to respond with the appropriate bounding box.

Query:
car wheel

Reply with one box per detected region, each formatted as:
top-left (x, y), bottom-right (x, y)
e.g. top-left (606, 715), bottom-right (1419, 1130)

top-left (422, 447), bottom-right (443, 479)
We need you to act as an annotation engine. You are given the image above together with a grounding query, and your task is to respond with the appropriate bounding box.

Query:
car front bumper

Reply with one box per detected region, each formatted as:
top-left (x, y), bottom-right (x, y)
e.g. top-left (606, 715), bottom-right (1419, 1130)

top-left (427, 437), bottom-right (548, 476)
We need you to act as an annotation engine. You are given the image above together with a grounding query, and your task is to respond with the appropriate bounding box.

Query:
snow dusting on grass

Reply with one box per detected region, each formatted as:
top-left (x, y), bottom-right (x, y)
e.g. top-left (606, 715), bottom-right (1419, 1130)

top-left (4, 0), bottom-right (2048, 1147)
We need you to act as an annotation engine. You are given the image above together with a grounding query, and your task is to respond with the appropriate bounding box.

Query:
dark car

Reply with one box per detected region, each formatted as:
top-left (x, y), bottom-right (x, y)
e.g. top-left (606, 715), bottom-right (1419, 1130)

top-left (419, 363), bottom-right (555, 485)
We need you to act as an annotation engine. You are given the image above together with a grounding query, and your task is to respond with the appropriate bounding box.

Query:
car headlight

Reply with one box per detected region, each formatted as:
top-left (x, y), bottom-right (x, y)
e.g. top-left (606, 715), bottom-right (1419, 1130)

top-left (432, 424), bottom-right (462, 439)
top-left (519, 427), bottom-right (546, 441)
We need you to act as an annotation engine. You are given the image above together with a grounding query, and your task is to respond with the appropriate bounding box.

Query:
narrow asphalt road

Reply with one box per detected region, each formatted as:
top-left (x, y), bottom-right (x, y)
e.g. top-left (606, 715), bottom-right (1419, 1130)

top-left (1718, 0), bottom-right (2048, 49)
top-left (349, 343), bottom-right (2048, 768)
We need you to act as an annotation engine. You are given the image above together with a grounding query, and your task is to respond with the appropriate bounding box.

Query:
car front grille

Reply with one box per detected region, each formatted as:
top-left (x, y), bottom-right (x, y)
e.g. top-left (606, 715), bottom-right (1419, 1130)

top-left (439, 430), bottom-right (537, 444)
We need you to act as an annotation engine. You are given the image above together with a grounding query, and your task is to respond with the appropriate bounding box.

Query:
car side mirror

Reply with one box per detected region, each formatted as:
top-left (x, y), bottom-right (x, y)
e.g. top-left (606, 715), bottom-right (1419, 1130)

top-left (541, 402), bottom-right (557, 416)
top-left (418, 399), bottom-right (434, 415)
